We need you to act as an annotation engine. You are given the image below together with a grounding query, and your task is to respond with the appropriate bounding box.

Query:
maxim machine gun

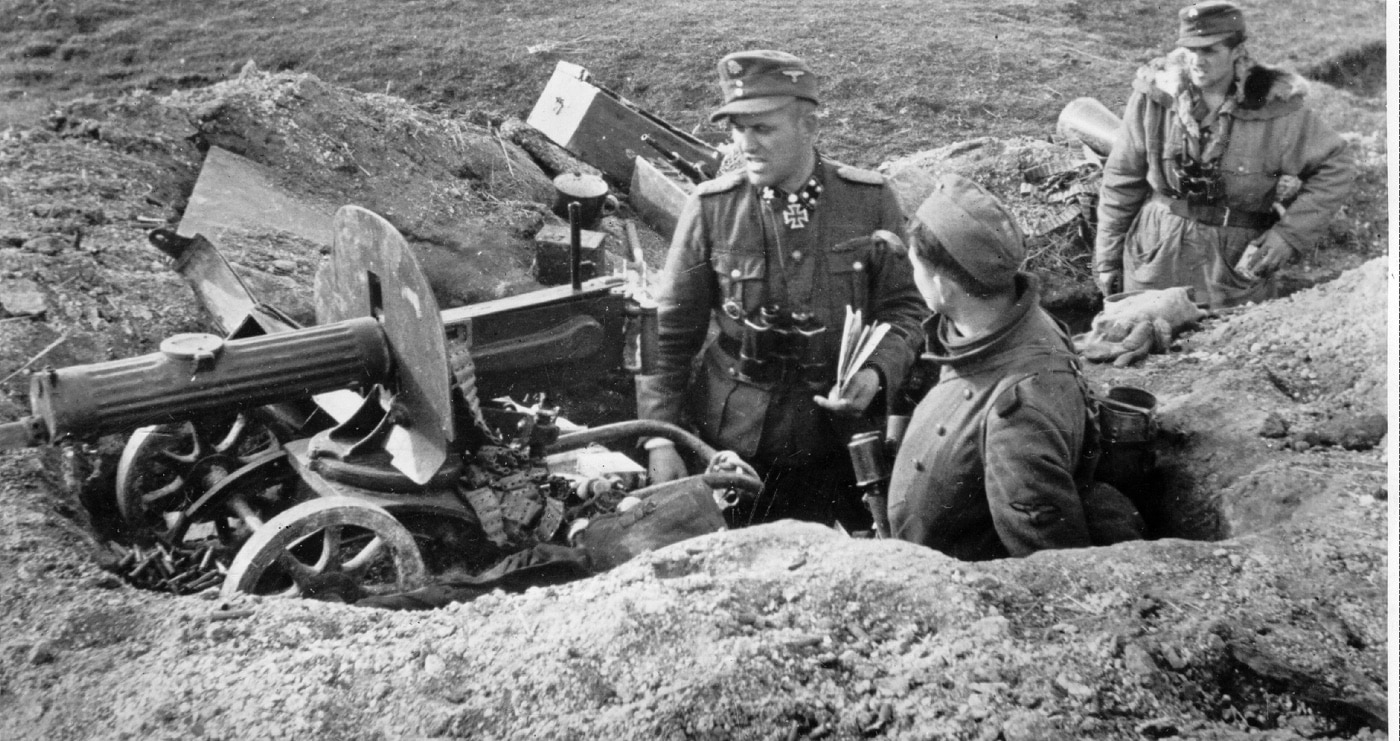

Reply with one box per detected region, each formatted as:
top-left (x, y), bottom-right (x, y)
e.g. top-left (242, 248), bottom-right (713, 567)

top-left (0, 205), bottom-right (758, 601)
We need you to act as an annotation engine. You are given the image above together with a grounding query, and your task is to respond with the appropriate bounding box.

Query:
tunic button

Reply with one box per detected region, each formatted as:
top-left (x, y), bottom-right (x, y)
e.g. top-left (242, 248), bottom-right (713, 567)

top-left (730, 269), bottom-right (742, 279)
top-left (852, 261), bottom-right (864, 271)
top-left (727, 367), bottom-right (737, 377)
top-left (791, 250), bottom-right (803, 262)
top-left (936, 425), bottom-right (946, 436)
top-left (963, 389), bottom-right (973, 400)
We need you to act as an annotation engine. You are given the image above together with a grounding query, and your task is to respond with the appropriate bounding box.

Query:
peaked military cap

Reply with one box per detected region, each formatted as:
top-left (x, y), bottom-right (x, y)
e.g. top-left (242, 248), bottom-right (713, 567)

top-left (708, 50), bottom-right (819, 123)
top-left (1176, 1), bottom-right (1246, 48)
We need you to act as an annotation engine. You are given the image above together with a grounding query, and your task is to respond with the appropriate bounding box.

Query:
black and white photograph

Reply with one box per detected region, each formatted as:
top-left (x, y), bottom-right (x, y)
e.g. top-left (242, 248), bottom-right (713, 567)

top-left (0, 1), bottom-right (1392, 738)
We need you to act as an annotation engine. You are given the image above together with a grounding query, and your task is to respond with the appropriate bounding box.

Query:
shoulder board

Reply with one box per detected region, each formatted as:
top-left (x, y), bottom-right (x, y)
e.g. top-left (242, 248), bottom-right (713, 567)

top-left (695, 170), bottom-right (746, 196)
top-left (835, 165), bottom-right (886, 186)
top-left (994, 379), bottom-right (1025, 418)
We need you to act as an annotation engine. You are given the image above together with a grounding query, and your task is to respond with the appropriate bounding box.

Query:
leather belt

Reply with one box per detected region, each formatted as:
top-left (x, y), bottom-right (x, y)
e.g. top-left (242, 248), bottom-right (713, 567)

top-left (1159, 195), bottom-right (1275, 230)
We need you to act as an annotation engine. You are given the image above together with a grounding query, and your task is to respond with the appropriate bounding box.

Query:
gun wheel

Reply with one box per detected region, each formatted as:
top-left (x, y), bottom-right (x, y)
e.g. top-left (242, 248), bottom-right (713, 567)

top-left (115, 413), bottom-right (287, 540)
top-left (221, 497), bottom-right (427, 601)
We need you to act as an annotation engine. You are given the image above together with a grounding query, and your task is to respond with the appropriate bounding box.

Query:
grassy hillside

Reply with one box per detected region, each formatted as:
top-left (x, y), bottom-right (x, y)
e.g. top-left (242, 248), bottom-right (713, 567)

top-left (1, 0), bottom-right (1385, 167)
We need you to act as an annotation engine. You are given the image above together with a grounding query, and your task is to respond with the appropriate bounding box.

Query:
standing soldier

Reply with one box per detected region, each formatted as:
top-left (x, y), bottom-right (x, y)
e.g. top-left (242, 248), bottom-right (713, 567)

top-left (888, 174), bottom-right (1143, 559)
top-left (636, 50), bottom-right (927, 529)
top-left (1094, 1), bottom-right (1354, 308)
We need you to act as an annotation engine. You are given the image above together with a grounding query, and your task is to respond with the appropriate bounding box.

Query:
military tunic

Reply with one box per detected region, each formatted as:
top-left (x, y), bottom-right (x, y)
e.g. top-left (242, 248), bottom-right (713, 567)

top-left (635, 156), bottom-right (927, 523)
top-left (887, 275), bottom-right (1094, 560)
top-left (1095, 51), bottom-right (1354, 308)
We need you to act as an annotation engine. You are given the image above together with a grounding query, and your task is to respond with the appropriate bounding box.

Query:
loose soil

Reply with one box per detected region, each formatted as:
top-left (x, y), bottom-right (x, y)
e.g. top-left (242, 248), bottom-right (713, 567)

top-left (0, 1), bottom-right (1391, 740)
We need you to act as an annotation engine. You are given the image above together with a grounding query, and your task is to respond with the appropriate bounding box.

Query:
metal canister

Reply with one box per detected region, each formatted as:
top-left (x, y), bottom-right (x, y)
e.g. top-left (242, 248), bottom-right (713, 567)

top-left (884, 415), bottom-right (910, 456)
top-left (847, 430), bottom-right (889, 488)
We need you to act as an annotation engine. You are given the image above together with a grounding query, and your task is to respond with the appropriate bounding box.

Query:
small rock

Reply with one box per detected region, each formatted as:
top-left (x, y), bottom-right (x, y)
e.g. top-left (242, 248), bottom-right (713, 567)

top-left (21, 234), bottom-right (70, 255)
top-left (86, 572), bottom-right (124, 590)
top-left (1135, 717), bottom-right (1179, 738)
top-left (28, 641), bottom-right (57, 665)
top-left (424, 654), bottom-right (446, 676)
top-left (1054, 672), bottom-right (1095, 700)
top-left (1134, 594), bottom-right (1161, 619)
top-left (1258, 413), bottom-right (1289, 438)
top-left (969, 615), bottom-right (1010, 640)
top-left (1159, 643), bottom-right (1187, 671)
top-left (0, 278), bottom-right (46, 317)
top-left (1002, 710), bottom-right (1059, 741)
top-left (271, 258), bottom-right (297, 275)
top-left (1122, 642), bottom-right (1158, 676)
top-left (1336, 414), bottom-right (1387, 451)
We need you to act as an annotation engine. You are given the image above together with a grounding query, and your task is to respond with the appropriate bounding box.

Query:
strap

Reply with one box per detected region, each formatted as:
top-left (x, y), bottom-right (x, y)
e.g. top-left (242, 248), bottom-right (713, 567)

top-left (1157, 194), bottom-right (1276, 230)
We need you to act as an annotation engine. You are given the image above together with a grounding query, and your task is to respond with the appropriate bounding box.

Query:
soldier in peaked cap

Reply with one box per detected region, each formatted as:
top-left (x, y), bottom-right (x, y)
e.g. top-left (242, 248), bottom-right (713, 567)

top-left (1094, 1), bottom-right (1353, 308)
top-left (887, 174), bottom-right (1143, 559)
top-left (634, 50), bottom-right (927, 530)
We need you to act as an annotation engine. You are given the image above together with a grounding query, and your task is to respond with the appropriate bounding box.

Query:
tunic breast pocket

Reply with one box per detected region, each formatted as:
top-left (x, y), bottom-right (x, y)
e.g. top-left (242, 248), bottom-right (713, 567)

top-left (711, 253), bottom-right (767, 319)
top-left (827, 249), bottom-right (870, 311)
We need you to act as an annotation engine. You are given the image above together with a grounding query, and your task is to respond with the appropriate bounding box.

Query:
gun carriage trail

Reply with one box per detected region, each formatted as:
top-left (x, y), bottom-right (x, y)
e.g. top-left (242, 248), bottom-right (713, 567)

top-left (0, 1), bottom-right (1390, 739)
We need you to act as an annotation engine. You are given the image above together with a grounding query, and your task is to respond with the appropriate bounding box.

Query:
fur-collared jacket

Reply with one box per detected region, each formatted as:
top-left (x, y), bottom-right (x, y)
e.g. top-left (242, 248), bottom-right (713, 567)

top-left (1094, 49), bottom-right (1354, 303)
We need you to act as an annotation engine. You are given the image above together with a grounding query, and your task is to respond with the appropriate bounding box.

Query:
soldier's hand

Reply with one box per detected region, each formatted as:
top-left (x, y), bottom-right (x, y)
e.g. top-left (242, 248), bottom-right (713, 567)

top-left (707, 450), bottom-right (759, 480)
top-left (646, 442), bottom-right (687, 484)
top-left (815, 367), bottom-right (880, 417)
top-left (1247, 232), bottom-right (1297, 278)
top-left (1095, 270), bottom-right (1122, 297)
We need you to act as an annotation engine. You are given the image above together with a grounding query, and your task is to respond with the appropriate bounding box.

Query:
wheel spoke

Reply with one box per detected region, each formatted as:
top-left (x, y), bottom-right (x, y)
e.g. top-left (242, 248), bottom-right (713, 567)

top-left (184, 420), bottom-right (211, 459)
top-left (275, 551), bottom-right (319, 588)
top-left (313, 525), bottom-right (342, 572)
top-left (139, 477), bottom-right (187, 510)
top-left (341, 536), bottom-right (386, 577)
top-left (214, 415), bottom-right (249, 455)
top-left (156, 446), bottom-right (198, 466)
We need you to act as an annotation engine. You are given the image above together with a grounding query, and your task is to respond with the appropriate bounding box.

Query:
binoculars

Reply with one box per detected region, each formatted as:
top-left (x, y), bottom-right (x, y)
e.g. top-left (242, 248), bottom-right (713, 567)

top-left (737, 304), bottom-right (828, 386)
top-left (1172, 155), bottom-right (1225, 206)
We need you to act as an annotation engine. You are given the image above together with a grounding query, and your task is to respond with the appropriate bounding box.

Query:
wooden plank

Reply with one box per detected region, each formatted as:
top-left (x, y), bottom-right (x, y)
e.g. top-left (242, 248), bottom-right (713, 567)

top-left (630, 155), bottom-right (694, 239)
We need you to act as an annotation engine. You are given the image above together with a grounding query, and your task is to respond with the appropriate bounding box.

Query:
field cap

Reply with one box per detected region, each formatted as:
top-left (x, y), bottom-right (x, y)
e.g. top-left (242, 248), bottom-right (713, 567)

top-left (709, 50), bottom-right (819, 123)
top-left (1176, 1), bottom-right (1245, 48)
top-left (913, 173), bottom-right (1024, 291)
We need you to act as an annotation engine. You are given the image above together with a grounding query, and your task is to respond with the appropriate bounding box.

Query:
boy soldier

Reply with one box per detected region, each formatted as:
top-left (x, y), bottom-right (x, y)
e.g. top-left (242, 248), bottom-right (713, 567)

top-left (636, 50), bottom-right (927, 529)
top-left (1095, 1), bottom-right (1353, 308)
top-left (888, 174), bottom-right (1142, 559)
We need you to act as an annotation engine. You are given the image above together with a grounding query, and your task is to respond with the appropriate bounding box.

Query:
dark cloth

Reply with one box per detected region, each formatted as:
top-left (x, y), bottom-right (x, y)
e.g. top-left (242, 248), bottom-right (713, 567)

top-left (635, 156), bottom-right (927, 526)
top-left (887, 274), bottom-right (1095, 560)
top-left (1095, 52), bottom-right (1354, 308)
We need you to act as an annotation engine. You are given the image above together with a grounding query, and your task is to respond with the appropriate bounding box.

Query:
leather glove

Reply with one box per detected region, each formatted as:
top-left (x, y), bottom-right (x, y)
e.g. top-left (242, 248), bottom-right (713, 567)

top-left (1244, 231), bottom-right (1298, 279)
top-left (1096, 269), bottom-right (1122, 297)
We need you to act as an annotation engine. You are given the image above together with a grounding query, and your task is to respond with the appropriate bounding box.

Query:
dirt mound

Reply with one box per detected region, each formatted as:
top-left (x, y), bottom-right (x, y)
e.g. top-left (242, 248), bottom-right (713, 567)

top-left (0, 49), bottom-right (1389, 741)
